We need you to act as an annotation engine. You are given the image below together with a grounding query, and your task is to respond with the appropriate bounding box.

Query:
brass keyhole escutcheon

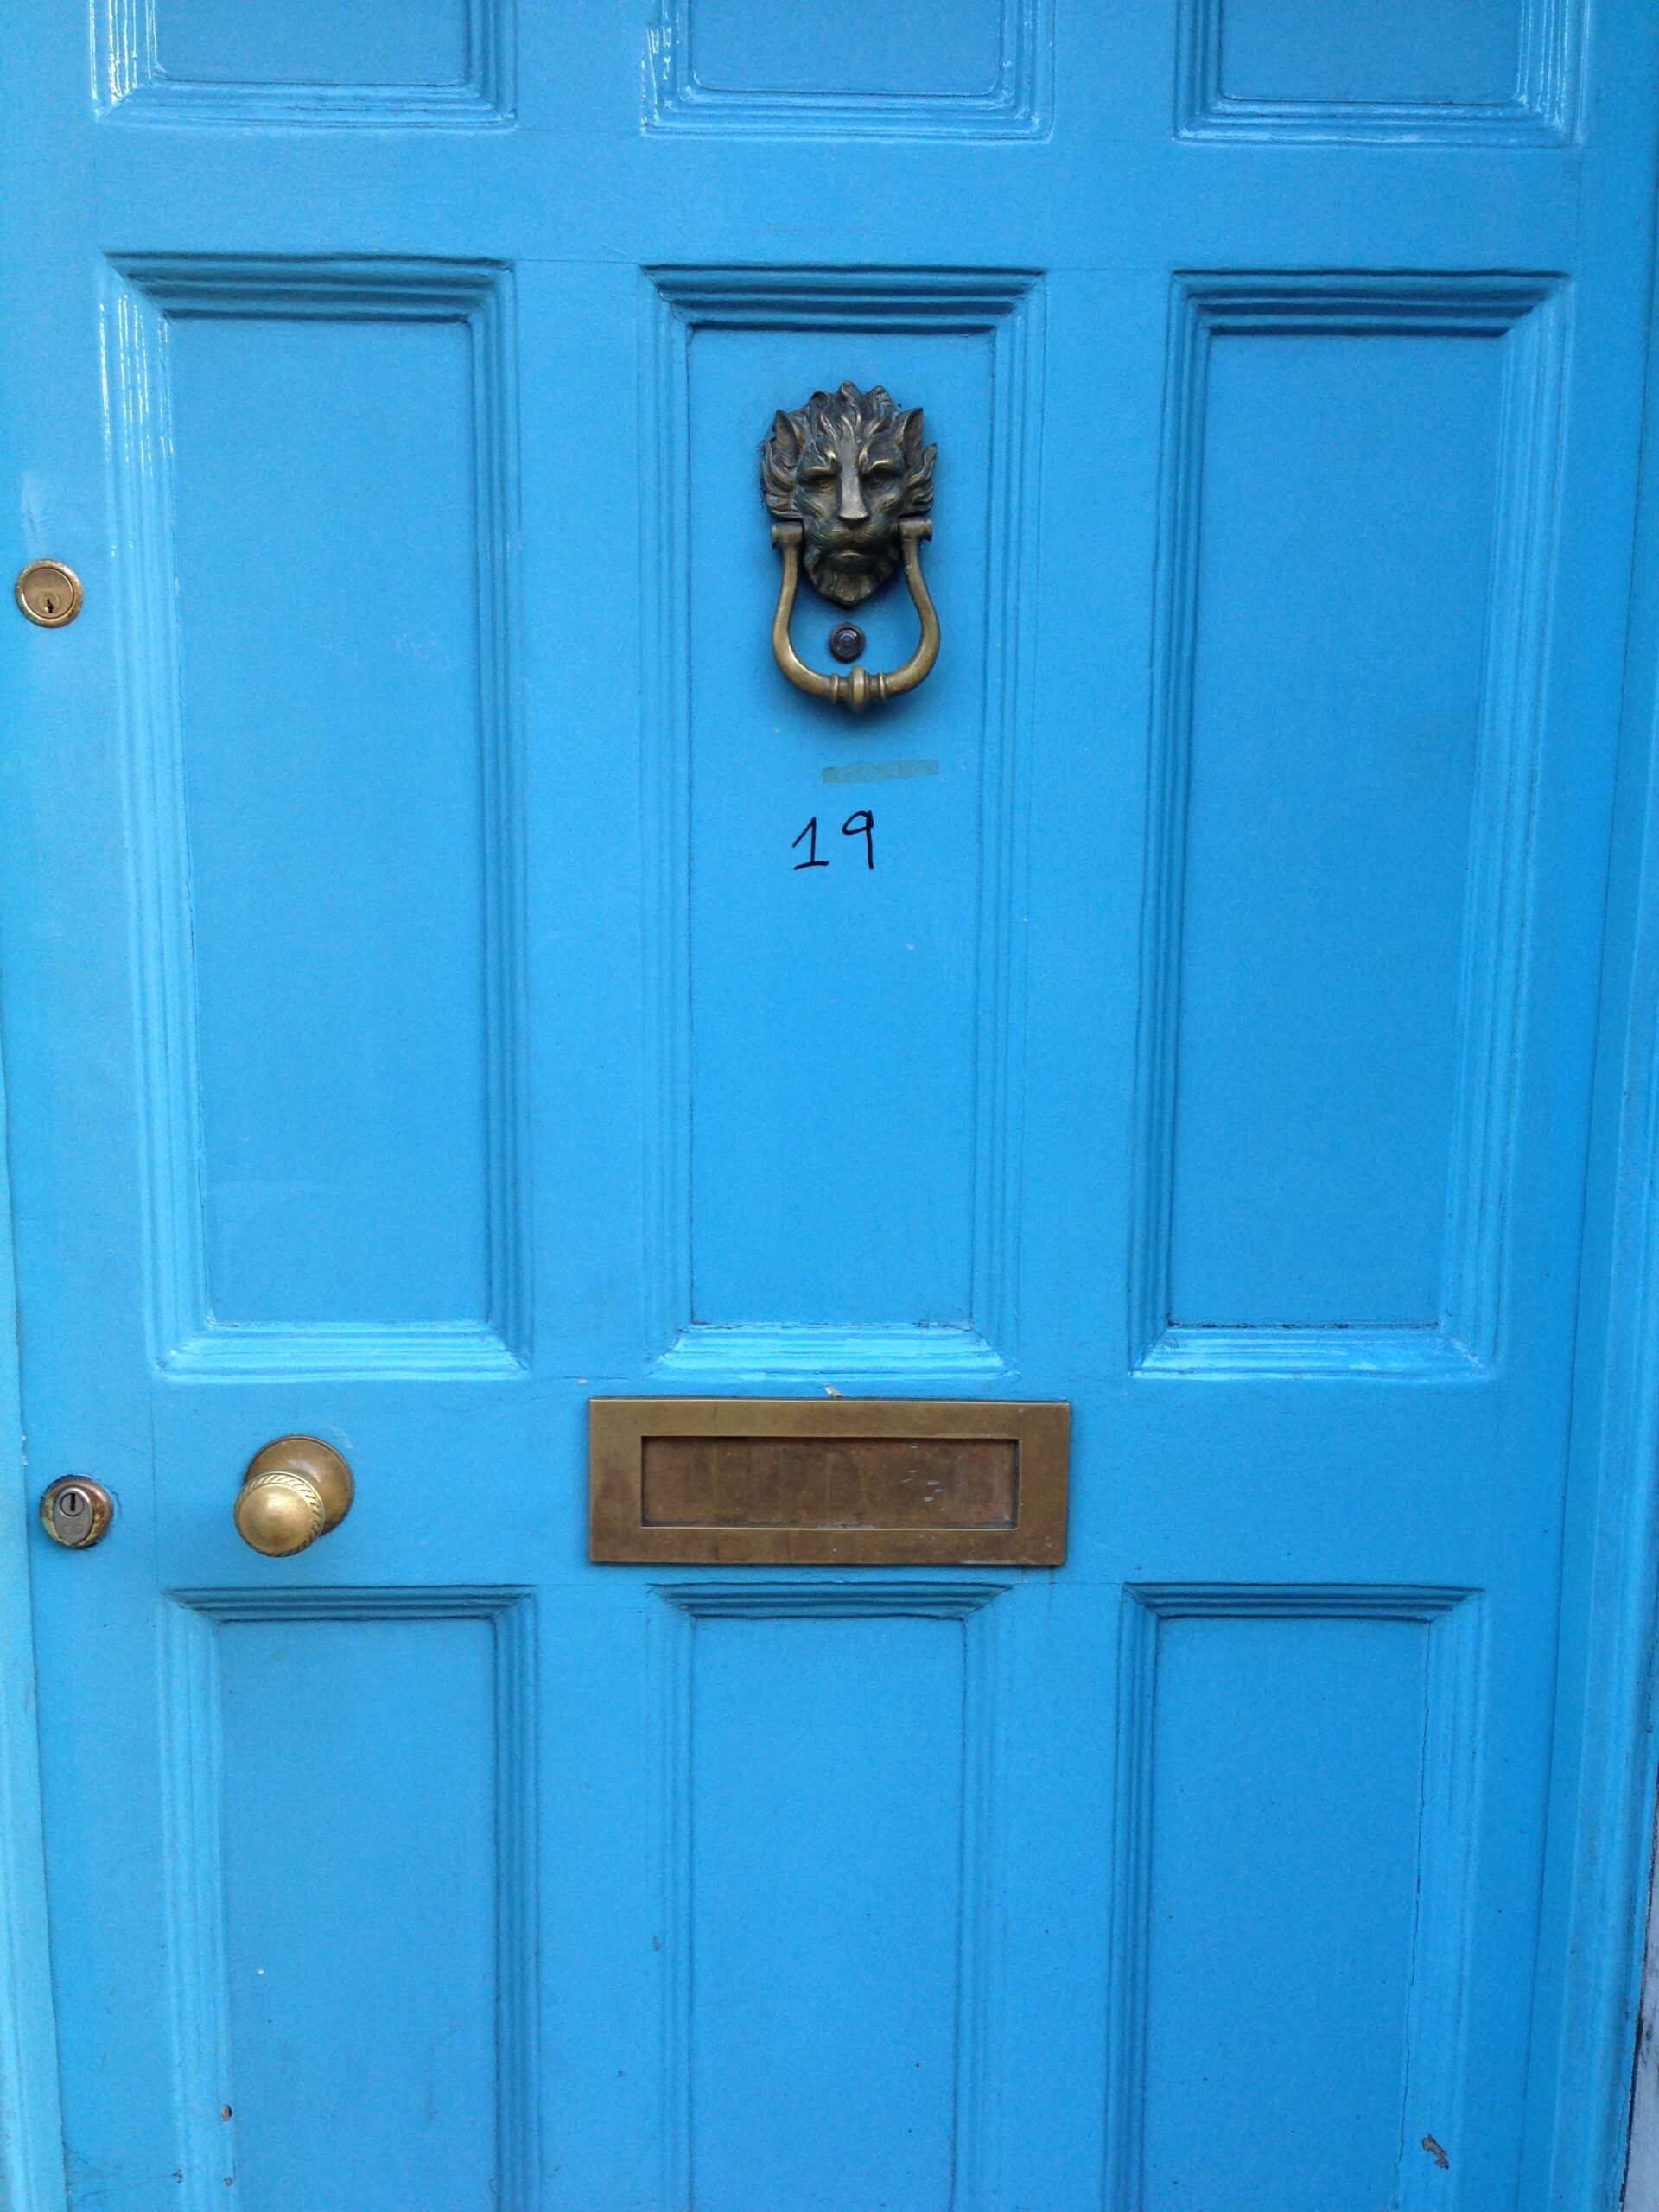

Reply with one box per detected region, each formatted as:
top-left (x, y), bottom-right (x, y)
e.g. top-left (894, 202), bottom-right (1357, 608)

top-left (40, 1477), bottom-right (114, 1549)
top-left (15, 560), bottom-right (82, 628)
top-left (234, 1436), bottom-right (353, 1557)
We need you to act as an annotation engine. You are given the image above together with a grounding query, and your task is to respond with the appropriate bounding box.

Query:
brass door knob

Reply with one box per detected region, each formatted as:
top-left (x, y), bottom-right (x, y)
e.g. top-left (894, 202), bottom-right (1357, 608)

top-left (234, 1436), bottom-right (353, 1557)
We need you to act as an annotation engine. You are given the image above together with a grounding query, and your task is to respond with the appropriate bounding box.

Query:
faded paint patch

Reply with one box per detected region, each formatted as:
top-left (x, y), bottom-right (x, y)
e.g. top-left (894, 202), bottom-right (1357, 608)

top-left (821, 759), bottom-right (939, 785)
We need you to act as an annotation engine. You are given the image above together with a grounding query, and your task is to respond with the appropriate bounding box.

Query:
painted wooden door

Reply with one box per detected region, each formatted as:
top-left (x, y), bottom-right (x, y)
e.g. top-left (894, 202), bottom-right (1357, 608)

top-left (2, 3), bottom-right (1657, 2209)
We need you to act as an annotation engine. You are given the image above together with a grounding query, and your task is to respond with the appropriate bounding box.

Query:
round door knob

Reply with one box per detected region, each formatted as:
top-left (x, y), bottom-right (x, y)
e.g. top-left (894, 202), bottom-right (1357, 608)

top-left (234, 1436), bottom-right (353, 1557)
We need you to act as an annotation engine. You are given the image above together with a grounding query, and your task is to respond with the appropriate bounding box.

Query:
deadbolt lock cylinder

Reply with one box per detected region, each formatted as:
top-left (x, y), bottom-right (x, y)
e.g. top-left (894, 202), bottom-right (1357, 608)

top-left (40, 1477), bottom-right (114, 1549)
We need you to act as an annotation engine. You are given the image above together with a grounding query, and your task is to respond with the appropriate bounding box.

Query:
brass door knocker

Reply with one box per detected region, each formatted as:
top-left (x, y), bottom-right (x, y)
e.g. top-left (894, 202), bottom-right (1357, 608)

top-left (762, 382), bottom-right (940, 714)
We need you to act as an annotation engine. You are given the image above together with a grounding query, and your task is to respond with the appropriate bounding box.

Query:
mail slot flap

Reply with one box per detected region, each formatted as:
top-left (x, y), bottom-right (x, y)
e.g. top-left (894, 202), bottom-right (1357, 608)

top-left (589, 1398), bottom-right (1068, 1566)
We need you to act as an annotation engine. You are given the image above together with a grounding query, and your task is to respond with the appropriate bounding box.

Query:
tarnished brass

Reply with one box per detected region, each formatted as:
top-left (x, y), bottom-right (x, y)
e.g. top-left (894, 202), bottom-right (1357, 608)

top-left (15, 560), bottom-right (82, 627)
top-left (771, 518), bottom-right (939, 712)
top-left (761, 382), bottom-right (940, 713)
top-left (590, 1399), bottom-right (1068, 1565)
top-left (40, 1477), bottom-right (113, 1549)
top-left (645, 1433), bottom-right (1017, 1528)
top-left (234, 1436), bottom-right (353, 1557)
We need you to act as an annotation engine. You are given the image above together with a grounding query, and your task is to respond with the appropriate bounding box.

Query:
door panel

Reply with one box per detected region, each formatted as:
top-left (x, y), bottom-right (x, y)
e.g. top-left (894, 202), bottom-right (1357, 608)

top-left (683, 1599), bottom-right (971, 2210)
top-left (651, 274), bottom-right (1039, 1368)
top-left (1177, 0), bottom-right (1571, 138)
top-left (169, 1595), bottom-right (534, 2212)
top-left (1148, 276), bottom-right (1562, 1366)
top-left (1, 3), bottom-right (1656, 2209)
top-left (112, 260), bottom-right (525, 1373)
top-left (1116, 1589), bottom-right (1479, 2212)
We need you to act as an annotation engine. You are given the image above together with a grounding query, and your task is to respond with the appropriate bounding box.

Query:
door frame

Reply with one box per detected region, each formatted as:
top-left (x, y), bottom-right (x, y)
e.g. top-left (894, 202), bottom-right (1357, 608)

top-left (0, 1046), bottom-right (67, 2212)
top-left (5, 190), bottom-right (1659, 2212)
top-left (1622, 1811), bottom-right (1659, 2209)
top-left (1534, 178), bottom-right (1659, 2211)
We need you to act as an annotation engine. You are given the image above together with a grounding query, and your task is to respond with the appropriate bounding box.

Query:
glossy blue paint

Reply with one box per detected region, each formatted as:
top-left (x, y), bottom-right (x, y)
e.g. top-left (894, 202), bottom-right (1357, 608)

top-left (0, 4), bottom-right (1657, 2211)
top-left (0, 1053), bottom-right (68, 2212)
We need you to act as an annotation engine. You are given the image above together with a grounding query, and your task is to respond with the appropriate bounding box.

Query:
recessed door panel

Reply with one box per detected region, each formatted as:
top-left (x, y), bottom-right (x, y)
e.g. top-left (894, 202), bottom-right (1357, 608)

top-left (156, 0), bottom-right (470, 89)
top-left (688, 328), bottom-right (985, 1333)
top-left (1119, 1594), bottom-right (1477, 2212)
top-left (111, 266), bottom-right (524, 1372)
top-left (1181, 0), bottom-right (1578, 137)
top-left (648, 274), bottom-right (1040, 1374)
top-left (168, 1598), bottom-right (535, 2212)
top-left (677, 1600), bottom-right (981, 2212)
top-left (1141, 279), bottom-right (1563, 1371)
top-left (689, 0), bottom-right (1002, 99)
top-left (1215, 0), bottom-right (1519, 107)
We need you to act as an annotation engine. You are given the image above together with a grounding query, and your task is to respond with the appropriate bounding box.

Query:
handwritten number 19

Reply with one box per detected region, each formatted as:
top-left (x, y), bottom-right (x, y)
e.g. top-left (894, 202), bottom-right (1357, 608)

top-left (793, 810), bottom-right (875, 872)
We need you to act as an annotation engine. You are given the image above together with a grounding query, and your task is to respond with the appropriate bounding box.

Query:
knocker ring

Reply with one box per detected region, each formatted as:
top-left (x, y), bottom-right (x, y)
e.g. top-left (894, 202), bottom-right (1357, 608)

top-left (769, 516), bottom-right (939, 714)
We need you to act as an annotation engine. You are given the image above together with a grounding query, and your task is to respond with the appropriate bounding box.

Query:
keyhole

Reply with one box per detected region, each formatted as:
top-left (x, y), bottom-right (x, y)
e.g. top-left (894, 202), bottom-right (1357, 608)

top-left (16, 563), bottom-right (83, 627)
top-left (41, 1474), bottom-right (111, 1548)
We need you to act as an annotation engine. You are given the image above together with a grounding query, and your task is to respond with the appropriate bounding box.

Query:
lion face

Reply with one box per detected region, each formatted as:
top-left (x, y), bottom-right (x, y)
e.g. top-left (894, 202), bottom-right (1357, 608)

top-left (761, 382), bottom-right (937, 607)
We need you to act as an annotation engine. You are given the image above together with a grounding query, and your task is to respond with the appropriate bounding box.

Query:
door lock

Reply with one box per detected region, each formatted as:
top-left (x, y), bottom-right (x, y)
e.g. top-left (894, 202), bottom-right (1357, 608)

top-left (15, 561), bottom-right (82, 627)
top-left (40, 1478), bottom-right (113, 1549)
top-left (233, 1436), bottom-right (353, 1557)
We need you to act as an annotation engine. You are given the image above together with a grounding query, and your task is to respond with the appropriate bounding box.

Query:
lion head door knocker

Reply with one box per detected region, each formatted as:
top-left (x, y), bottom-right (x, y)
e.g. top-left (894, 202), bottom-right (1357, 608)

top-left (761, 381), bottom-right (940, 714)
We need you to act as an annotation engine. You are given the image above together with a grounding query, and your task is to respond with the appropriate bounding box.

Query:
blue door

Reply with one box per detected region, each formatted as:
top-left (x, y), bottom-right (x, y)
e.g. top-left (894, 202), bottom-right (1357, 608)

top-left (3, 3), bottom-right (1658, 2208)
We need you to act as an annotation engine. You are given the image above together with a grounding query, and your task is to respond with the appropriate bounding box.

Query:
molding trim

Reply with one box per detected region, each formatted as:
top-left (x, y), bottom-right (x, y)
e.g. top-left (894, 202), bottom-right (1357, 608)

top-left (1544, 188), bottom-right (1659, 2212)
top-left (645, 0), bottom-right (1051, 138)
top-left (1177, 0), bottom-right (1580, 143)
top-left (1129, 272), bottom-right (1567, 1380)
top-left (1106, 1585), bottom-right (1482, 2212)
top-left (104, 257), bottom-right (529, 1381)
top-left (99, 0), bottom-right (514, 125)
top-left (639, 267), bottom-right (1043, 1383)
